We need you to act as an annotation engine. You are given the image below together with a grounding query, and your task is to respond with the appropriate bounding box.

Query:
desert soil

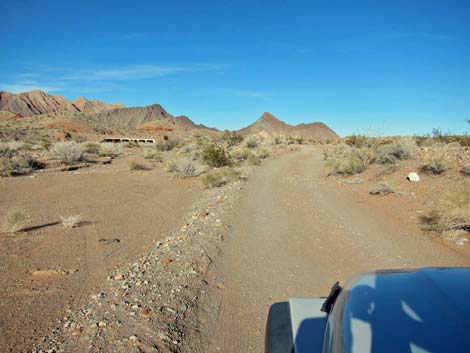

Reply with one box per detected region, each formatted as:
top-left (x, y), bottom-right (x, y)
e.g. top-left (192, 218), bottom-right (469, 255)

top-left (2, 146), bottom-right (469, 353)
top-left (0, 158), bottom-right (202, 352)
top-left (200, 146), bottom-right (470, 353)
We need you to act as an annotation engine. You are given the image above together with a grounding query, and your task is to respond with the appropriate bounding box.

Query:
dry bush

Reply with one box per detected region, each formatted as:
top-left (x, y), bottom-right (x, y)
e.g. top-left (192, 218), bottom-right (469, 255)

top-left (201, 168), bottom-right (241, 188)
top-left (427, 189), bottom-right (470, 233)
top-left (245, 136), bottom-right (259, 149)
top-left (84, 143), bottom-right (100, 155)
top-left (166, 157), bottom-right (205, 177)
top-left (99, 143), bottom-right (123, 157)
top-left (144, 149), bottom-right (163, 162)
top-left (375, 138), bottom-right (418, 164)
top-left (129, 161), bottom-right (151, 170)
top-left (50, 142), bottom-right (86, 165)
top-left (0, 144), bottom-right (44, 177)
top-left (155, 139), bottom-right (180, 151)
top-left (2, 207), bottom-right (29, 233)
top-left (60, 215), bottom-right (82, 229)
top-left (230, 148), bottom-right (250, 163)
top-left (462, 162), bottom-right (470, 176)
top-left (247, 154), bottom-right (261, 166)
top-left (325, 144), bottom-right (373, 176)
top-left (369, 183), bottom-right (395, 196)
top-left (421, 145), bottom-right (458, 174)
top-left (255, 148), bottom-right (270, 159)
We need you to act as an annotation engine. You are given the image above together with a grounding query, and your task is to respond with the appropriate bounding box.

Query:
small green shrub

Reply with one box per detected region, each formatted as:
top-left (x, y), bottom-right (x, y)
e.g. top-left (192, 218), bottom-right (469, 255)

top-left (203, 145), bottom-right (230, 167)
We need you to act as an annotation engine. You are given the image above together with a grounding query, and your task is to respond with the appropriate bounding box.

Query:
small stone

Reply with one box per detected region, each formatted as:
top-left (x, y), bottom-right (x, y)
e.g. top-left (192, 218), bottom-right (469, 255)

top-left (162, 258), bottom-right (173, 265)
top-left (407, 172), bottom-right (420, 182)
top-left (139, 309), bottom-right (151, 318)
top-left (115, 273), bottom-right (124, 281)
top-left (98, 321), bottom-right (107, 328)
top-left (216, 282), bottom-right (225, 289)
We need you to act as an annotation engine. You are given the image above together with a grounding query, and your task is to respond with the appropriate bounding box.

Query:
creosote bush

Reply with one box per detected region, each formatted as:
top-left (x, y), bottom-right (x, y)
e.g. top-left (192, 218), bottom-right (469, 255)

top-left (202, 144), bottom-right (230, 167)
top-left (376, 138), bottom-right (418, 164)
top-left (0, 143), bottom-right (44, 177)
top-left (324, 144), bottom-right (373, 176)
top-left (99, 143), bottom-right (123, 157)
top-left (50, 142), bottom-right (86, 165)
top-left (155, 139), bottom-right (180, 152)
top-left (369, 183), bottom-right (395, 196)
top-left (421, 147), bottom-right (457, 174)
top-left (245, 137), bottom-right (259, 149)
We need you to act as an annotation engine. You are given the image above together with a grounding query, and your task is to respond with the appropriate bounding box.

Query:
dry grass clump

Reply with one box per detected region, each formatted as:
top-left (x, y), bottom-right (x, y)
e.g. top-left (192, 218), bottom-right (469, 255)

top-left (60, 215), bottom-right (82, 229)
top-left (324, 144), bottom-right (373, 176)
top-left (369, 183), bottom-right (395, 196)
top-left (129, 161), bottom-right (151, 170)
top-left (99, 143), bottom-right (123, 157)
top-left (201, 168), bottom-right (241, 188)
top-left (1, 207), bottom-right (29, 233)
top-left (426, 189), bottom-right (470, 234)
top-left (421, 145), bottom-right (458, 174)
top-left (166, 157), bottom-right (205, 177)
top-left (50, 142), bottom-right (86, 165)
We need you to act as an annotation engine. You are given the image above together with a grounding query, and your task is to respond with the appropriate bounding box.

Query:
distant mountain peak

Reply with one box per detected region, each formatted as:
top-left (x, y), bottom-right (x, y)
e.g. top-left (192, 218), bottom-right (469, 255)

top-left (0, 90), bottom-right (125, 116)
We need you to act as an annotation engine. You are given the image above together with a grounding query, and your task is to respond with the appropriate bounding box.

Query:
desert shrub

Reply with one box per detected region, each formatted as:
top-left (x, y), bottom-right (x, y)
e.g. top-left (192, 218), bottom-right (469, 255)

top-left (327, 155), bottom-right (368, 175)
top-left (84, 143), bottom-right (100, 154)
top-left (230, 148), bottom-right (250, 162)
top-left (60, 215), bottom-right (82, 229)
top-left (1, 207), bottom-right (29, 233)
top-left (222, 131), bottom-right (244, 146)
top-left (421, 146), bottom-right (457, 174)
top-left (462, 162), bottom-right (470, 175)
top-left (369, 183), bottom-right (395, 196)
top-left (0, 146), bottom-right (44, 177)
top-left (129, 161), bottom-right (151, 170)
top-left (255, 148), bottom-right (270, 159)
top-left (376, 139), bottom-right (417, 164)
top-left (144, 149), bottom-right (163, 162)
top-left (202, 145), bottom-right (230, 167)
top-left (247, 154), bottom-right (261, 166)
top-left (427, 189), bottom-right (470, 233)
top-left (166, 157), bottom-right (205, 177)
top-left (201, 168), bottom-right (241, 188)
top-left (99, 143), bottom-right (123, 157)
top-left (155, 139), bottom-right (180, 151)
top-left (344, 135), bottom-right (378, 149)
top-left (245, 137), bottom-right (259, 149)
top-left (287, 136), bottom-right (304, 145)
top-left (50, 142), bottom-right (86, 165)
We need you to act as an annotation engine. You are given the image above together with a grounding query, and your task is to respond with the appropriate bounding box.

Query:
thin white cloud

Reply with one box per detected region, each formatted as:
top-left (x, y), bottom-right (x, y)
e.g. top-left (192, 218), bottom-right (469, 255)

top-left (62, 64), bottom-right (225, 81)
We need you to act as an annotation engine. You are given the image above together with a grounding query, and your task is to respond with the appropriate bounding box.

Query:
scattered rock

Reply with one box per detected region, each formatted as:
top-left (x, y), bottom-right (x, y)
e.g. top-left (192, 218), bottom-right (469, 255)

top-left (162, 258), bottom-right (173, 265)
top-left (216, 282), bottom-right (225, 289)
top-left (407, 172), bottom-right (420, 182)
top-left (139, 309), bottom-right (151, 318)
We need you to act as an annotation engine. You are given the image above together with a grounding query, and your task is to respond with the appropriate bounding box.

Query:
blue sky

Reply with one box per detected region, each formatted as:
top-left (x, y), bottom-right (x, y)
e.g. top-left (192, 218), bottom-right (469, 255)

top-left (1, 0), bottom-right (469, 136)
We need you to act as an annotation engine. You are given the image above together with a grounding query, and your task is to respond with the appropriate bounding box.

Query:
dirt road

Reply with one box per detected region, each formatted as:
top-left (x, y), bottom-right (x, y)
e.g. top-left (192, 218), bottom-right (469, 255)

top-left (205, 146), bottom-right (470, 353)
top-left (0, 159), bottom-right (202, 352)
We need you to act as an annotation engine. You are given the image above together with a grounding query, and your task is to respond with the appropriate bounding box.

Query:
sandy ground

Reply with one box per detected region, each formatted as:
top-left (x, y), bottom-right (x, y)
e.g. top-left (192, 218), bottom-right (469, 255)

top-left (0, 158), bottom-right (202, 352)
top-left (201, 146), bottom-right (470, 353)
